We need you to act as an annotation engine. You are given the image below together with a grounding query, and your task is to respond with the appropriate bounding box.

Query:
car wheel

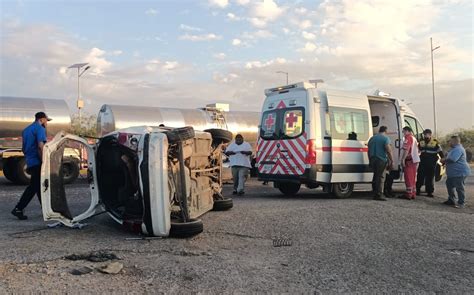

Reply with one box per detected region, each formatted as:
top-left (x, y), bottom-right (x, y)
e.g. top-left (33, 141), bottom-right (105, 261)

top-left (277, 182), bottom-right (301, 195)
top-left (169, 218), bottom-right (203, 238)
top-left (204, 128), bottom-right (233, 147)
top-left (332, 183), bottom-right (354, 198)
top-left (62, 159), bottom-right (80, 184)
top-left (165, 127), bottom-right (195, 144)
top-left (212, 197), bottom-right (233, 211)
top-left (14, 157), bottom-right (31, 185)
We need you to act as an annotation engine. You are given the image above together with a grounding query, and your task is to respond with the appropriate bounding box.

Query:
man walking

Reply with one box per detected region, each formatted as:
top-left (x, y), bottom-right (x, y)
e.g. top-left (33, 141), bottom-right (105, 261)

top-left (442, 135), bottom-right (471, 208)
top-left (399, 126), bottom-right (420, 200)
top-left (416, 129), bottom-right (444, 197)
top-left (225, 134), bottom-right (252, 195)
top-left (11, 112), bottom-right (51, 220)
top-left (368, 126), bottom-right (393, 201)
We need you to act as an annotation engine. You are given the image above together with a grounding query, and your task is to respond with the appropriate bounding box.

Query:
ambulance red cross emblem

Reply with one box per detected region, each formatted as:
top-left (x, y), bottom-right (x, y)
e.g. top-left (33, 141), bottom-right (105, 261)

top-left (265, 114), bottom-right (275, 130)
top-left (285, 112), bottom-right (297, 127)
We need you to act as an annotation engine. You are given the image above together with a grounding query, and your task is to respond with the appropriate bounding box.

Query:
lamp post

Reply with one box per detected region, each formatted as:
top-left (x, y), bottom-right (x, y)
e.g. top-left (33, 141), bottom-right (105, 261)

top-left (430, 37), bottom-right (440, 137)
top-left (276, 71), bottom-right (289, 85)
top-left (68, 63), bottom-right (90, 124)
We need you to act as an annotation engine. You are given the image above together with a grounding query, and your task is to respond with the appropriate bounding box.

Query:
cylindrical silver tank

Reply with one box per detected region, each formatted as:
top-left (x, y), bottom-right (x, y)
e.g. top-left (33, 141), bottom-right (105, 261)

top-left (0, 96), bottom-right (71, 138)
top-left (97, 104), bottom-right (260, 145)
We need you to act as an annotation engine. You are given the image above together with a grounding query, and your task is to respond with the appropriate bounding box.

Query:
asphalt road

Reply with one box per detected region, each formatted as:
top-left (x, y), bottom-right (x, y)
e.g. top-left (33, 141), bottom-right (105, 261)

top-left (0, 175), bottom-right (473, 293)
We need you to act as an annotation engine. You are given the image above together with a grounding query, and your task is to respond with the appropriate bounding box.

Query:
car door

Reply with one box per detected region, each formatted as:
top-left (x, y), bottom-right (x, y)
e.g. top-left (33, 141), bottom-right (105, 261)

top-left (41, 132), bottom-right (99, 227)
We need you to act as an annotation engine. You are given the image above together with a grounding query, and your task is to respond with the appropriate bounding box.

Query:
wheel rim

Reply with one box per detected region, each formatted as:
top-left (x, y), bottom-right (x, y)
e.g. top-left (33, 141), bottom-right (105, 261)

top-left (338, 183), bottom-right (350, 193)
top-left (62, 164), bottom-right (72, 178)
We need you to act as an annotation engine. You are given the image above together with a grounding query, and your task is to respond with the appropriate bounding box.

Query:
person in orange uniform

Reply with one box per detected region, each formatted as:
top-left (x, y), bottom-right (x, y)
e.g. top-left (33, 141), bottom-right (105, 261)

top-left (399, 126), bottom-right (420, 200)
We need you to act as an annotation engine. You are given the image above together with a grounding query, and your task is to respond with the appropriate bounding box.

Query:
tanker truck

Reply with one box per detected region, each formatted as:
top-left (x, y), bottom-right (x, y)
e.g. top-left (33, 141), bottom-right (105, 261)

top-left (0, 96), bottom-right (80, 184)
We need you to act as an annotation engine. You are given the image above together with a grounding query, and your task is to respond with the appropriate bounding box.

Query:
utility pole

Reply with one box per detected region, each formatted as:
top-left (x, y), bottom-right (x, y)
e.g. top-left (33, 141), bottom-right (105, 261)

top-left (68, 63), bottom-right (90, 126)
top-left (430, 37), bottom-right (440, 137)
top-left (276, 71), bottom-right (289, 85)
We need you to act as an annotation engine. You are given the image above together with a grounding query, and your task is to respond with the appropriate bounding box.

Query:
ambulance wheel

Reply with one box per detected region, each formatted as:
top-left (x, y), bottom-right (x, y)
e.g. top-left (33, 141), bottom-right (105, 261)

top-left (61, 160), bottom-right (80, 184)
top-left (165, 127), bottom-right (195, 144)
top-left (332, 183), bottom-right (354, 198)
top-left (212, 197), bottom-right (233, 211)
top-left (204, 129), bottom-right (233, 147)
top-left (278, 182), bottom-right (301, 195)
top-left (170, 218), bottom-right (203, 238)
top-left (14, 157), bottom-right (31, 185)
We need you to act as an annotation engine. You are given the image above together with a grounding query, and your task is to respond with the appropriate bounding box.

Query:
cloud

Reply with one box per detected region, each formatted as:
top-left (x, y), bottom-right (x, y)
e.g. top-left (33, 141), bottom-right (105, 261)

top-left (298, 19), bottom-right (312, 29)
top-left (179, 24), bottom-right (202, 31)
top-left (234, 0), bottom-right (250, 5)
top-left (302, 31), bottom-right (316, 40)
top-left (231, 38), bottom-right (242, 46)
top-left (213, 53), bottom-right (227, 60)
top-left (209, 0), bottom-right (228, 8)
top-left (299, 42), bottom-right (317, 52)
top-left (179, 33), bottom-right (222, 41)
top-left (145, 8), bottom-right (158, 15)
top-left (226, 12), bottom-right (240, 21)
top-left (248, 0), bottom-right (285, 27)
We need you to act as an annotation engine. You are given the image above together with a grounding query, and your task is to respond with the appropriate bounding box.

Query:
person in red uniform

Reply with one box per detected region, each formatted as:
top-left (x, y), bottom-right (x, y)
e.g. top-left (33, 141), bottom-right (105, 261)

top-left (399, 126), bottom-right (420, 199)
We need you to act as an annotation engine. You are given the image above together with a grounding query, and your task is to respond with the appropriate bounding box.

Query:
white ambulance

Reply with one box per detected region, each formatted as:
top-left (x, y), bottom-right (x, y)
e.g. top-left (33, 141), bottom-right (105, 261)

top-left (257, 80), bottom-right (438, 198)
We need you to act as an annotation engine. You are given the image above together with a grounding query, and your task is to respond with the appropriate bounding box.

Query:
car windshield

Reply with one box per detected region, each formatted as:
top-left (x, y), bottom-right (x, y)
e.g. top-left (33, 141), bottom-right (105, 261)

top-left (260, 107), bottom-right (305, 140)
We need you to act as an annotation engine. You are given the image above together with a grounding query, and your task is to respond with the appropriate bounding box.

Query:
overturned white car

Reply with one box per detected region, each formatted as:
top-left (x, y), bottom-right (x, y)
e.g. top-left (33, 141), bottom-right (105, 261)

top-left (40, 126), bottom-right (233, 237)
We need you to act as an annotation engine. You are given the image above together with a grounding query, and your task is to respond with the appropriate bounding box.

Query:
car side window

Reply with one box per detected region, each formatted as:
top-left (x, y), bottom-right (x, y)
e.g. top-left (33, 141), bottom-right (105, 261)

top-left (328, 107), bottom-right (370, 141)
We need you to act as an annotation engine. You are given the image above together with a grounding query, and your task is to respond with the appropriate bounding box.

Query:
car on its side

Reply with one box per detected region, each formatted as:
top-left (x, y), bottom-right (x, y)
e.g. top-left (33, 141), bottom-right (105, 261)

top-left (40, 126), bottom-right (233, 237)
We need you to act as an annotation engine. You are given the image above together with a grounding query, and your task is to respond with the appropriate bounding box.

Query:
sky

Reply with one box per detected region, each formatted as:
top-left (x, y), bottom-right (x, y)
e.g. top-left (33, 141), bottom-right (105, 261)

top-left (1, 0), bottom-right (473, 133)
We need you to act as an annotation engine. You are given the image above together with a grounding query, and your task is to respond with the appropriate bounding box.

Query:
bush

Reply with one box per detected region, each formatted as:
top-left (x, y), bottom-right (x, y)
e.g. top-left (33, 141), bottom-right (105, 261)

top-left (442, 129), bottom-right (474, 162)
top-left (69, 113), bottom-right (97, 138)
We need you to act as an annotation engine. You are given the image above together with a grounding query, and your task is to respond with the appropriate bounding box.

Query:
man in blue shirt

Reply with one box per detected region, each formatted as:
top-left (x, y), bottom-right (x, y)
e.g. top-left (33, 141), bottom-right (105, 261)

top-left (368, 126), bottom-right (394, 201)
top-left (11, 112), bottom-right (51, 220)
top-left (441, 135), bottom-right (471, 208)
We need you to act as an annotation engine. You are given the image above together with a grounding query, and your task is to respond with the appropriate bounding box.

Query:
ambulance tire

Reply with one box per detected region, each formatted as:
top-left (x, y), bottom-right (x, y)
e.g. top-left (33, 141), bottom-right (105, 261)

top-left (14, 157), bottom-right (31, 185)
top-left (204, 129), bottom-right (233, 147)
top-left (169, 218), bottom-right (204, 238)
top-left (2, 158), bottom-right (17, 183)
top-left (165, 127), bottom-right (195, 144)
top-left (61, 159), bottom-right (80, 184)
top-left (332, 183), bottom-right (354, 198)
top-left (278, 182), bottom-right (301, 195)
top-left (212, 197), bottom-right (233, 211)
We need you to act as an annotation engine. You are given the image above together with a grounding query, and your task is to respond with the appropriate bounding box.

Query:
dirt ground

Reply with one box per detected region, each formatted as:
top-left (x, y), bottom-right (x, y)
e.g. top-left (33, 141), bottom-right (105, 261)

top-left (0, 175), bottom-right (473, 293)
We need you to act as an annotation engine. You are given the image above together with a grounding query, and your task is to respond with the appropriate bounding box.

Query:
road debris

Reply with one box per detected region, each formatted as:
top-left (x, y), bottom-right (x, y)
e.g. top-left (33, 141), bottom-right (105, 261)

top-left (273, 238), bottom-right (293, 247)
top-left (65, 251), bottom-right (119, 262)
top-left (70, 266), bottom-right (93, 276)
top-left (98, 262), bottom-right (123, 274)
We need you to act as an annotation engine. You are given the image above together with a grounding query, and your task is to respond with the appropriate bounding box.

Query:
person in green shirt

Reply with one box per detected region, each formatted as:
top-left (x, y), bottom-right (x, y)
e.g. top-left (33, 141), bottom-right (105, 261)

top-left (368, 126), bottom-right (394, 201)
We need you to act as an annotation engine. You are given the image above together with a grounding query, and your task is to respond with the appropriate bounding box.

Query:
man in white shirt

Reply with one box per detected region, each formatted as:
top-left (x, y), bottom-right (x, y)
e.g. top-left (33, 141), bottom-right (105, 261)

top-left (225, 134), bottom-right (253, 195)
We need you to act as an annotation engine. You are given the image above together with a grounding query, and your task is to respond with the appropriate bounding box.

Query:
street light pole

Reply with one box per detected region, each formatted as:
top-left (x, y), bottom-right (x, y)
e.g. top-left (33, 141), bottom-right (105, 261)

top-left (68, 63), bottom-right (90, 126)
top-left (430, 37), bottom-right (440, 137)
top-left (276, 71), bottom-right (288, 85)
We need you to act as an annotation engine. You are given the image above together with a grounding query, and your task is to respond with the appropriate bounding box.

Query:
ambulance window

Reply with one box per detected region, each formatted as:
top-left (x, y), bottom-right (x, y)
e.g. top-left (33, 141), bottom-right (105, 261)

top-left (415, 119), bottom-right (424, 141)
top-left (283, 109), bottom-right (303, 138)
top-left (404, 116), bottom-right (417, 134)
top-left (260, 111), bottom-right (277, 139)
top-left (329, 107), bottom-right (370, 140)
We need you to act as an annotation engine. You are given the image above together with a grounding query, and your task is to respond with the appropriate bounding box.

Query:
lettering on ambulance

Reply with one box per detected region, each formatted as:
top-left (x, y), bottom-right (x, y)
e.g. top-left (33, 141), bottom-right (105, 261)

top-left (258, 102), bottom-right (307, 175)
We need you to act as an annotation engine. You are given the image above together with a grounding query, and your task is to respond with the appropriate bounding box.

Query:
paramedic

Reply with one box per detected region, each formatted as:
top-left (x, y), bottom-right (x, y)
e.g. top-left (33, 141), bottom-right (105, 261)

top-left (225, 134), bottom-right (253, 195)
top-left (368, 126), bottom-right (393, 201)
top-left (441, 135), bottom-right (471, 208)
top-left (399, 126), bottom-right (420, 200)
top-left (11, 112), bottom-right (51, 220)
top-left (416, 129), bottom-right (444, 197)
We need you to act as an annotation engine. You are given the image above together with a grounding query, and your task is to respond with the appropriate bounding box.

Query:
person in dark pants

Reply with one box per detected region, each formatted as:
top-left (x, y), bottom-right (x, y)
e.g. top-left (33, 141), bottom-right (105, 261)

top-left (11, 112), bottom-right (51, 220)
top-left (416, 129), bottom-right (443, 197)
top-left (368, 126), bottom-right (394, 201)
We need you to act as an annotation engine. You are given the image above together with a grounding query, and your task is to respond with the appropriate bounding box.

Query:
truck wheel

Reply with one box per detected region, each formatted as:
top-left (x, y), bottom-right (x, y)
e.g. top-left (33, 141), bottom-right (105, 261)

top-left (62, 160), bottom-right (80, 184)
top-left (2, 158), bottom-right (17, 182)
top-left (165, 127), bottom-right (195, 144)
top-left (204, 129), bottom-right (233, 147)
top-left (278, 182), bottom-right (301, 195)
top-left (332, 183), bottom-right (354, 198)
top-left (212, 198), bottom-right (233, 211)
top-left (14, 157), bottom-right (31, 185)
top-left (169, 218), bottom-right (203, 238)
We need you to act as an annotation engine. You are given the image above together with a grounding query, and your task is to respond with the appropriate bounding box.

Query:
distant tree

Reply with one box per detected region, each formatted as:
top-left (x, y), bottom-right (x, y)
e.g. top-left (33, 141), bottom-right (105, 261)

top-left (441, 129), bottom-right (473, 162)
top-left (69, 113), bottom-right (97, 138)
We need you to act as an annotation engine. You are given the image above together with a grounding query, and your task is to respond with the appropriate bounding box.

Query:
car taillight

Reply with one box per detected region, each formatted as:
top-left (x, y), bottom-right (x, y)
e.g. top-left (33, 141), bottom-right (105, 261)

top-left (305, 139), bottom-right (316, 164)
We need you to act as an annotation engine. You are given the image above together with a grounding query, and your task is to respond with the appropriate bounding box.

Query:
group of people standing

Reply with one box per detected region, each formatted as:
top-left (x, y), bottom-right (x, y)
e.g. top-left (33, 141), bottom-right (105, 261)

top-left (368, 126), bottom-right (471, 208)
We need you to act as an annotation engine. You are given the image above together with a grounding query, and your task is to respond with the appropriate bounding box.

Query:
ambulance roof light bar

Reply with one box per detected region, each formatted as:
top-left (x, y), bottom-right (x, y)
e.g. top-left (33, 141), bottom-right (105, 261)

top-left (373, 89), bottom-right (391, 97)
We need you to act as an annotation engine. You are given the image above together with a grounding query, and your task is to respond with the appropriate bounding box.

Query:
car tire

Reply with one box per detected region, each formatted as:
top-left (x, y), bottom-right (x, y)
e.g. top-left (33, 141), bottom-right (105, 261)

top-left (165, 127), bottom-right (195, 144)
top-left (62, 159), bottom-right (80, 184)
top-left (204, 128), bottom-right (233, 147)
top-left (169, 218), bottom-right (203, 238)
top-left (277, 182), bottom-right (301, 195)
top-left (2, 158), bottom-right (17, 183)
top-left (14, 157), bottom-right (31, 185)
top-left (212, 197), bottom-right (233, 211)
top-left (332, 183), bottom-right (354, 198)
